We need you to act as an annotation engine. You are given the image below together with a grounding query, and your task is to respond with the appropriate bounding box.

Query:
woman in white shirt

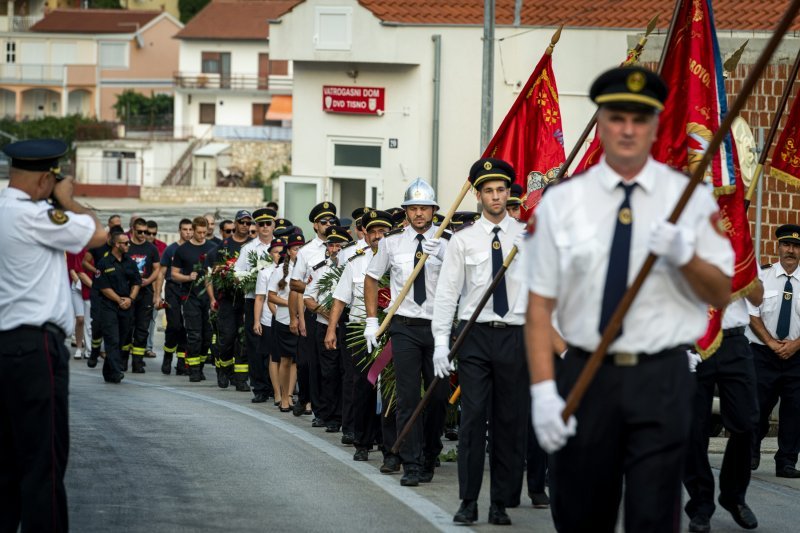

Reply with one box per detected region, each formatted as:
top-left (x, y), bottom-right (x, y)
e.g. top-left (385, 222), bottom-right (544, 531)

top-left (254, 238), bottom-right (284, 407)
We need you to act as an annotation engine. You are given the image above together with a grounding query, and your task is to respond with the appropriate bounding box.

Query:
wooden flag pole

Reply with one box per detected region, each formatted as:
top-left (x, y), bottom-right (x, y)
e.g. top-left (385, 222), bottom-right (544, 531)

top-left (562, 0), bottom-right (800, 421)
top-left (744, 44), bottom-right (800, 208)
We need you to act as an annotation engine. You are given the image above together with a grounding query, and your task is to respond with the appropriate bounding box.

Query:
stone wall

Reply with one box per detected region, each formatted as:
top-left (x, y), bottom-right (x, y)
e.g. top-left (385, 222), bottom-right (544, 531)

top-left (229, 141), bottom-right (291, 183)
top-left (140, 185), bottom-right (264, 205)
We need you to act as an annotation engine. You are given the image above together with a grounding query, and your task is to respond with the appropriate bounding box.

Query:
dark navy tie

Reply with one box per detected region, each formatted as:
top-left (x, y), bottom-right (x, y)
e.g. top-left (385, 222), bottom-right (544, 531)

top-left (413, 234), bottom-right (426, 305)
top-left (492, 227), bottom-right (509, 317)
top-left (599, 183), bottom-right (636, 335)
top-left (777, 275), bottom-right (794, 340)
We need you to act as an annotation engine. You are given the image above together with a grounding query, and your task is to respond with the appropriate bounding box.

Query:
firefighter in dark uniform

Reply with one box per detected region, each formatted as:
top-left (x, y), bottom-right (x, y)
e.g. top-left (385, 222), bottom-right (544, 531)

top-left (123, 217), bottom-right (160, 373)
top-left (95, 232), bottom-right (142, 383)
top-left (0, 139), bottom-right (105, 532)
top-left (157, 218), bottom-right (193, 375)
top-left (83, 227), bottom-right (122, 367)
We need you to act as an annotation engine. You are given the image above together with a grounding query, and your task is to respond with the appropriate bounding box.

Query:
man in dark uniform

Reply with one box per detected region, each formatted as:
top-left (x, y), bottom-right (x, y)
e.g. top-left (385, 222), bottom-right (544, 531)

top-left (0, 139), bottom-right (105, 533)
top-left (207, 209), bottom-right (252, 388)
top-left (83, 226), bottom-right (123, 367)
top-left (95, 232), bottom-right (142, 383)
top-left (171, 216), bottom-right (217, 382)
top-left (749, 224), bottom-right (800, 479)
top-left (123, 217), bottom-right (160, 373)
top-left (156, 218), bottom-right (192, 375)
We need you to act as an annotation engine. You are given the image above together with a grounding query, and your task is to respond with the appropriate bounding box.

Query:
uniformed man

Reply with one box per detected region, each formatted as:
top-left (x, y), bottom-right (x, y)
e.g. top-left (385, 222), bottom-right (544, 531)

top-left (0, 139), bottom-right (105, 533)
top-left (171, 216), bottom-right (216, 382)
top-left (208, 209), bottom-right (252, 389)
top-left (506, 183), bottom-right (523, 221)
top-left (525, 66), bottom-right (734, 532)
top-left (235, 207), bottom-right (277, 399)
top-left (748, 224), bottom-right (800, 479)
top-left (364, 178), bottom-right (449, 487)
top-left (289, 201), bottom-right (338, 419)
top-left (95, 232), bottom-right (143, 383)
top-left (123, 217), bottom-right (160, 373)
top-left (83, 226), bottom-right (123, 367)
top-left (155, 218), bottom-right (192, 375)
top-left (432, 158), bottom-right (528, 525)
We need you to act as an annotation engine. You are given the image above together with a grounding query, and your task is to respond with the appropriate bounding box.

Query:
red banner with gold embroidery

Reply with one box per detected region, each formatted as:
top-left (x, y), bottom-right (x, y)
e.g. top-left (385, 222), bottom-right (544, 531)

top-left (484, 52), bottom-right (565, 220)
top-left (771, 92), bottom-right (800, 186)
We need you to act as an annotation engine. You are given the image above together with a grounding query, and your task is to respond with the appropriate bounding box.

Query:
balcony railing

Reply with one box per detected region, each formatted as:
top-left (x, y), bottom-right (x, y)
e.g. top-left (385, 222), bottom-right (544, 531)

top-left (0, 63), bottom-right (64, 84)
top-left (173, 72), bottom-right (292, 92)
top-left (12, 15), bottom-right (43, 31)
top-left (213, 125), bottom-right (292, 141)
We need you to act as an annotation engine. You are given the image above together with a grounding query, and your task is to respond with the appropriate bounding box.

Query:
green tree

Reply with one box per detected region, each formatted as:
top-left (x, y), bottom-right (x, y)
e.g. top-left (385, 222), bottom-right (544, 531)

top-left (179, 0), bottom-right (212, 23)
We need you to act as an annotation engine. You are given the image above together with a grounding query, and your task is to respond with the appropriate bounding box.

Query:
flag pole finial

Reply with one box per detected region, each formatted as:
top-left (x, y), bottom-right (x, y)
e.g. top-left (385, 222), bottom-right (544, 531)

top-left (546, 24), bottom-right (564, 56)
top-left (724, 40), bottom-right (749, 74)
top-left (645, 14), bottom-right (659, 37)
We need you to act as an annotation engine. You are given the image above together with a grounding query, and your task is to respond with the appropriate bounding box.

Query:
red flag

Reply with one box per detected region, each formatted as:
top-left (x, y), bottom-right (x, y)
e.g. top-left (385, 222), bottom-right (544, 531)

top-left (770, 90), bottom-right (800, 186)
top-left (484, 50), bottom-right (565, 220)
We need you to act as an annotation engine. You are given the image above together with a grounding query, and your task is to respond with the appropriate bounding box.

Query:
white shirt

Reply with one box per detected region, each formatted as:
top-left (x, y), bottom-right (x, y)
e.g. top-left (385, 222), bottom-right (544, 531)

top-left (255, 264), bottom-right (277, 325)
top-left (235, 237), bottom-right (272, 299)
top-left (304, 258), bottom-right (340, 326)
top-left (746, 263), bottom-right (800, 344)
top-left (526, 157), bottom-right (734, 354)
top-left (268, 261), bottom-right (294, 325)
top-left (339, 238), bottom-right (367, 263)
top-left (366, 225), bottom-right (445, 320)
top-left (722, 298), bottom-right (750, 329)
top-left (432, 214), bottom-right (526, 347)
top-left (290, 236), bottom-right (327, 286)
top-left (0, 187), bottom-right (95, 334)
top-left (333, 248), bottom-right (374, 324)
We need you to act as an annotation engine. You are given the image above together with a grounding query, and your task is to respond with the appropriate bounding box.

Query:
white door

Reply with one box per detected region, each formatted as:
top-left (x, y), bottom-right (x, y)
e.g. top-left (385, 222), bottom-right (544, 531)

top-left (278, 175), bottom-right (324, 238)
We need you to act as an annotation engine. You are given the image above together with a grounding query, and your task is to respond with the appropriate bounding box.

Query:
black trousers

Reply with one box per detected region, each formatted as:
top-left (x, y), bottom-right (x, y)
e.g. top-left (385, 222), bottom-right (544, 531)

top-left (216, 293), bottom-right (244, 371)
top-left (351, 339), bottom-right (379, 450)
top-left (381, 383), bottom-right (398, 459)
top-left (164, 282), bottom-right (187, 357)
top-left (551, 347), bottom-right (693, 533)
top-left (684, 333), bottom-right (758, 519)
top-left (296, 311), bottom-right (319, 407)
top-left (98, 300), bottom-right (132, 380)
top-left (390, 320), bottom-right (448, 469)
top-left (341, 322), bottom-right (357, 434)
top-left (0, 326), bottom-right (69, 533)
top-left (183, 293), bottom-right (211, 368)
top-left (315, 323), bottom-right (342, 425)
top-left (89, 293), bottom-right (103, 356)
top-left (127, 286), bottom-right (154, 358)
top-left (751, 342), bottom-right (800, 469)
top-left (243, 298), bottom-right (265, 389)
top-left (457, 324), bottom-right (528, 505)
top-left (249, 318), bottom-right (271, 396)
top-left (526, 418), bottom-right (548, 494)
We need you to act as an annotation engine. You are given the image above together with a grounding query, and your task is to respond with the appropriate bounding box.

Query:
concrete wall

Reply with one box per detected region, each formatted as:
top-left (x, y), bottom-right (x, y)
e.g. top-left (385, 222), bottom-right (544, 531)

top-left (76, 139), bottom-right (190, 188)
top-left (229, 140), bottom-right (291, 179)
top-left (140, 185), bottom-right (263, 205)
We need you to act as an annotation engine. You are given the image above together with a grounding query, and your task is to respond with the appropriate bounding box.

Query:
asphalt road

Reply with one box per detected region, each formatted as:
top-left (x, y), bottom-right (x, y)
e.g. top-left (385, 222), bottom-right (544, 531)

top-left (64, 330), bottom-right (800, 532)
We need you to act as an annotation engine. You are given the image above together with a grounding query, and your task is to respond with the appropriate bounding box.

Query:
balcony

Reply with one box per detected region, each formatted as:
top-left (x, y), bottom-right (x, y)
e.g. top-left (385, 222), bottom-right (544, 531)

top-left (0, 63), bottom-right (65, 85)
top-left (0, 14), bottom-right (43, 32)
top-left (173, 72), bottom-right (292, 93)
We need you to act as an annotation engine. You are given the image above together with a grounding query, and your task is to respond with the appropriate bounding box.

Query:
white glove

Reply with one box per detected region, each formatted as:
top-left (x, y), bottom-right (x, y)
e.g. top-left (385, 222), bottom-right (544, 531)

top-left (648, 220), bottom-right (695, 267)
top-left (421, 238), bottom-right (446, 261)
top-left (432, 345), bottom-right (454, 378)
top-left (531, 380), bottom-right (577, 453)
top-left (513, 231), bottom-right (524, 250)
top-left (364, 317), bottom-right (380, 353)
top-left (687, 350), bottom-right (702, 373)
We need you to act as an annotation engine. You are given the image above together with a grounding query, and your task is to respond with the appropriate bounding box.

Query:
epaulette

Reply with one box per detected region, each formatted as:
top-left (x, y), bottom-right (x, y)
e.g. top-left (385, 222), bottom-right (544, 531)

top-left (346, 247), bottom-right (370, 263)
top-left (340, 240), bottom-right (357, 250)
top-left (440, 231), bottom-right (452, 241)
top-left (453, 219), bottom-right (479, 233)
top-left (312, 257), bottom-right (330, 271)
top-left (384, 227), bottom-right (405, 238)
top-left (760, 263), bottom-right (773, 270)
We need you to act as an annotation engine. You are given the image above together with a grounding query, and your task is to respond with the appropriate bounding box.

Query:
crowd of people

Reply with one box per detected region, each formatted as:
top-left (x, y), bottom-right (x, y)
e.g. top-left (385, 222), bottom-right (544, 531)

top-left (3, 65), bottom-right (800, 533)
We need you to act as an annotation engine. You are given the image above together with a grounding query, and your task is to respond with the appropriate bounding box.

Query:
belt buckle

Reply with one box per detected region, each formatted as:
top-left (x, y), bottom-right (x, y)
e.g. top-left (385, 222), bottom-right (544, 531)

top-left (490, 321), bottom-right (506, 329)
top-left (613, 352), bottom-right (638, 367)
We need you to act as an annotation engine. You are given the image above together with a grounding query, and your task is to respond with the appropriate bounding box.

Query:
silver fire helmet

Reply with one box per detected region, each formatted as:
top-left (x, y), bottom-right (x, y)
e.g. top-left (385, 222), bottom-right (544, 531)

top-left (400, 178), bottom-right (439, 208)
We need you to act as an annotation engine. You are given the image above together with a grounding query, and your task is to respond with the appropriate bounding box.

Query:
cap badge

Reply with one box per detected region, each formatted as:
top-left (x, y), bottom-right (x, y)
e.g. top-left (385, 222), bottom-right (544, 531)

top-left (794, 232), bottom-right (799, 239)
top-left (323, 202), bottom-right (329, 209)
top-left (483, 161), bottom-right (492, 170)
top-left (332, 229), bottom-right (337, 235)
top-left (413, 190), bottom-right (423, 199)
top-left (627, 71), bottom-right (646, 93)
top-left (370, 211), bottom-right (377, 219)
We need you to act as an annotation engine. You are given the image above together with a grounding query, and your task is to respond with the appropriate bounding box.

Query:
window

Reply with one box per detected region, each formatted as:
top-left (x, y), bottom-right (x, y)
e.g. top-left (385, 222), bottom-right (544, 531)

top-left (314, 7), bottom-right (352, 51)
top-left (334, 144), bottom-right (381, 168)
top-left (252, 103), bottom-right (283, 127)
top-left (201, 52), bottom-right (220, 74)
top-left (199, 103), bottom-right (216, 125)
top-left (6, 42), bottom-right (15, 63)
top-left (99, 42), bottom-right (128, 69)
top-left (270, 60), bottom-right (289, 76)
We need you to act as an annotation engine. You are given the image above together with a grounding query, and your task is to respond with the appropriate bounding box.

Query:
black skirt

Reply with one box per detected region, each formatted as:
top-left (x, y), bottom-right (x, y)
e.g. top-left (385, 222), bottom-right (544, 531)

top-left (272, 319), bottom-right (297, 361)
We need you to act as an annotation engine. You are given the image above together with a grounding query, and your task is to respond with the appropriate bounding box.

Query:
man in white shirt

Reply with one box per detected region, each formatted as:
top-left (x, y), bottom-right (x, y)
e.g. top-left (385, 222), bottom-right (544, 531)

top-left (525, 66), bottom-right (734, 532)
top-left (364, 178), bottom-right (448, 487)
top-left (432, 158), bottom-right (527, 525)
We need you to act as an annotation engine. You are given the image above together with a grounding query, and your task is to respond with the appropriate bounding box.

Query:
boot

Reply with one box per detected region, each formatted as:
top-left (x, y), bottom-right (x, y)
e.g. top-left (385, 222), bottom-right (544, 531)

top-left (121, 352), bottom-right (129, 372)
top-left (175, 355), bottom-right (188, 376)
top-left (234, 378), bottom-right (251, 392)
top-left (189, 366), bottom-right (202, 383)
top-left (161, 352), bottom-right (173, 375)
top-left (216, 368), bottom-right (230, 388)
top-left (132, 355), bottom-right (146, 374)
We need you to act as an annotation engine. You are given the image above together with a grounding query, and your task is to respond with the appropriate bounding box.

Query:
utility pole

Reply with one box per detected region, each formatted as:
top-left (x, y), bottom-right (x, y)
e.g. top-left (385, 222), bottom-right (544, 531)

top-left (480, 0), bottom-right (495, 151)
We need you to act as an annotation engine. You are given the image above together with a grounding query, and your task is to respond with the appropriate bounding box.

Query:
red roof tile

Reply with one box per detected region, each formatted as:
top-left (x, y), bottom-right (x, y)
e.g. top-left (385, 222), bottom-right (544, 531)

top-left (30, 8), bottom-right (163, 34)
top-left (357, 0), bottom-right (800, 31)
top-left (175, 0), bottom-right (302, 40)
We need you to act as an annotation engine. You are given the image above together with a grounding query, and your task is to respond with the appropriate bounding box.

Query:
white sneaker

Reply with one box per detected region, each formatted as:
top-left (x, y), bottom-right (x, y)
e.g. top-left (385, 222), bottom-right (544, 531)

top-left (74, 349), bottom-right (83, 360)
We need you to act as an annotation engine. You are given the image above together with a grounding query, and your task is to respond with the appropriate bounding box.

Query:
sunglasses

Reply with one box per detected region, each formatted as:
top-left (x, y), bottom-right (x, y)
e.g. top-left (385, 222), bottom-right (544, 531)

top-left (135, 230), bottom-right (148, 235)
top-left (237, 219), bottom-right (253, 225)
top-left (317, 218), bottom-right (336, 225)
top-left (118, 241), bottom-right (130, 246)
top-left (147, 231), bottom-right (157, 236)
top-left (222, 229), bottom-right (234, 235)
top-left (257, 221), bottom-right (273, 227)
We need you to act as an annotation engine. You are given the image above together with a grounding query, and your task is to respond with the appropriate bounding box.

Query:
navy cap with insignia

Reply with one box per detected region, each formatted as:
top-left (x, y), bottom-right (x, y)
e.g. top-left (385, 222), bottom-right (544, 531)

top-left (235, 210), bottom-right (253, 221)
top-left (364, 210), bottom-right (393, 231)
top-left (274, 225), bottom-right (301, 238)
top-left (274, 218), bottom-right (293, 231)
top-left (3, 139), bottom-right (68, 178)
top-left (287, 232), bottom-right (306, 247)
top-left (507, 183), bottom-right (524, 207)
top-left (309, 201), bottom-right (337, 223)
top-left (776, 224), bottom-right (800, 245)
top-left (325, 225), bottom-right (353, 244)
top-left (590, 65), bottom-right (668, 112)
top-left (269, 237), bottom-right (287, 251)
top-left (253, 207), bottom-right (277, 222)
top-left (469, 158), bottom-right (515, 190)
top-left (351, 206), bottom-right (373, 224)
top-left (387, 207), bottom-right (406, 227)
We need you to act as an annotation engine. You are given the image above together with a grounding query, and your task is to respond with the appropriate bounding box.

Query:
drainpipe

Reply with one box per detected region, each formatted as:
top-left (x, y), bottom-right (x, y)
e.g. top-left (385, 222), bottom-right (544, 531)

top-left (480, 0), bottom-right (495, 151)
top-left (431, 34), bottom-right (441, 192)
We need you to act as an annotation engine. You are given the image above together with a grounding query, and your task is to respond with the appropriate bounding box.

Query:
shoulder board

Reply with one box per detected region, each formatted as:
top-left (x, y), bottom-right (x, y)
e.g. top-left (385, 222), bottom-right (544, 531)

top-left (312, 258), bottom-right (329, 271)
top-left (452, 219), bottom-right (479, 233)
top-left (440, 231), bottom-right (452, 241)
top-left (384, 227), bottom-right (405, 238)
top-left (346, 247), bottom-right (370, 263)
top-left (761, 263), bottom-right (773, 270)
top-left (340, 240), bottom-right (357, 250)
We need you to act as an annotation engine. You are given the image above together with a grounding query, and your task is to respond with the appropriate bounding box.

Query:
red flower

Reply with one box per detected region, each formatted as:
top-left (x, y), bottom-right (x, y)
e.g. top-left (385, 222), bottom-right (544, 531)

top-left (377, 287), bottom-right (391, 310)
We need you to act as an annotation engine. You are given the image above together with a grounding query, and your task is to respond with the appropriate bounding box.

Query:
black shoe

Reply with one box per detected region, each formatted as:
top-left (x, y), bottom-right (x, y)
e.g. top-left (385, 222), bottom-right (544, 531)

top-left (341, 432), bottom-right (355, 445)
top-left (776, 465), bottom-right (800, 478)
top-left (279, 406), bottom-right (291, 412)
top-left (751, 456), bottom-right (760, 471)
top-left (380, 455), bottom-right (401, 474)
top-left (488, 503), bottom-right (511, 526)
top-left (161, 358), bottom-right (172, 375)
top-left (718, 497), bottom-right (757, 530)
top-left (312, 418), bottom-right (326, 428)
top-left (105, 373), bottom-right (124, 384)
top-left (445, 426), bottom-right (459, 441)
top-left (453, 500), bottom-right (478, 524)
top-left (688, 514), bottom-right (711, 533)
top-left (189, 368), bottom-right (202, 383)
top-left (400, 469), bottom-right (420, 487)
top-left (529, 491), bottom-right (550, 508)
top-left (199, 370), bottom-right (206, 381)
top-left (217, 371), bottom-right (229, 389)
top-left (131, 365), bottom-right (145, 374)
top-left (251, 394), bottom-right (268, 404)
top-left (325, 424), bottom-right (341, 433)
top-left (86, 356), bottom-right (98, 369)
top-left (419, 457), bottom-right (436, 483)
top-left (292, 403), bottom-right (305, 417)
top-left (235, 381), bottom-right (250, 392)
top-left (353, 449), bottom-right (369, 461)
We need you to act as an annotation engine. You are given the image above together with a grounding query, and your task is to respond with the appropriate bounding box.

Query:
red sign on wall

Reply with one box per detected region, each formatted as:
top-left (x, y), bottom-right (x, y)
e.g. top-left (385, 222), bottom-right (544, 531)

top-left (322, 85), bottom-right (385, 115)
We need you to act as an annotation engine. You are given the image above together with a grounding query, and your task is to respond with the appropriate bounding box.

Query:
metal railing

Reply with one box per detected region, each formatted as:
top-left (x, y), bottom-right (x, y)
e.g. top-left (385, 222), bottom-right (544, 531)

top-left (12, 15), bottom-right (43, 31)
top-left (0, 63), bottom-right (64, 84)
top-left (213, 125), bottom-right (291, 141)
top-left (173, 72), bottom-right (292, 92)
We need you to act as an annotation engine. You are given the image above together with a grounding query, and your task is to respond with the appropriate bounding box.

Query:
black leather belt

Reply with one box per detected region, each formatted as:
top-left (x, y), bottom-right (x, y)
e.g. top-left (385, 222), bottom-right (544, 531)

top-left (14, 322), bottom-right (67, 343)
top-left (569, 345), bottom-right (685, 367)
top-left (722, 326), bottom-right (746, 337)
top-left (396, 316), bottom-right (431, 326)
top-left (478, 321), bottom-right (522, 329)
